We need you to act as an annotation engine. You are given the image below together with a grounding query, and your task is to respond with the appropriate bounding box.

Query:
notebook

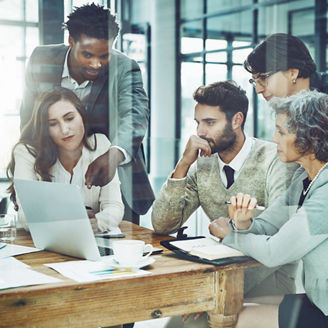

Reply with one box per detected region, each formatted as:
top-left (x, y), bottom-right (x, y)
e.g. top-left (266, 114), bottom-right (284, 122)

top-left (14, 179), bottom-right (113, 261)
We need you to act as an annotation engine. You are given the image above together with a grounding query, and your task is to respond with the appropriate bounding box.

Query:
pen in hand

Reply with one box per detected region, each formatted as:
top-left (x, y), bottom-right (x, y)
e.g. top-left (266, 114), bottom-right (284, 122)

top-left (224, 201), bottom-right (266, 211)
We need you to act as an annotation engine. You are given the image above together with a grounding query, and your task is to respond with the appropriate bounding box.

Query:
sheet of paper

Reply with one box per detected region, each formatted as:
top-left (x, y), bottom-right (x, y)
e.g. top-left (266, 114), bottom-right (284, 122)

top-left (45, 256), bottom-right (152, 282)
top-left (0, 256), bottom-right (30, 270)
top-left (0, 243), bottom-right (41, 259)
top-left (170, 237), bottom-right (219, 252)
top-left (0, 257), bottom-right (62, 290)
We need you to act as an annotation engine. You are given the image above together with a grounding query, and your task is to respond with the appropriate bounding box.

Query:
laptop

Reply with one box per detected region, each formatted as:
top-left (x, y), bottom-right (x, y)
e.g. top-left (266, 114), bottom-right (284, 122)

top-left (14, 179), bottom-right (113, 261)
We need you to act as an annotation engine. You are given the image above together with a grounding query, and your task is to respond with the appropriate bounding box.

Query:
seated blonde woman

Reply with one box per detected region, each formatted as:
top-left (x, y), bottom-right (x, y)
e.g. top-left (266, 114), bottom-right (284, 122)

top-left (7, 87), bottom-right (124, 233)
top-left (210, 90), bottom-right (328, 328)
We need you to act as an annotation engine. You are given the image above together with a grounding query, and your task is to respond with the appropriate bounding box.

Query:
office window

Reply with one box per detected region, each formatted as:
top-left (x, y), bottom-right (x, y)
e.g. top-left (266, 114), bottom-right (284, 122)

top-left (0, 0), bottom-right (38, 178)
top-left (178, 0), bottom-right (327, 148)
top-left (180, 61), bottom-right (203, 152)
top-left (180, 0), bottom-right (203, 20)
top-left (181, 21), bottom-right (203, 54)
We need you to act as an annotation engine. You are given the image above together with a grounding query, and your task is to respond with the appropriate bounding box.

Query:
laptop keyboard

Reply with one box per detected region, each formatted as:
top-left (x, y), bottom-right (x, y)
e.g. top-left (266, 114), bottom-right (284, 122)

top-left (98, 246), bottom-right (113, 256)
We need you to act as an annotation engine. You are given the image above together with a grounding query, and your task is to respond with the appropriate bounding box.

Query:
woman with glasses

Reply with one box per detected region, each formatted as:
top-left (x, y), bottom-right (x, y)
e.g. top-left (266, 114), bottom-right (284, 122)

top-left (210, 90), bottom-right (328, 327)
top-left (245, 33), bottom-right (328, 101)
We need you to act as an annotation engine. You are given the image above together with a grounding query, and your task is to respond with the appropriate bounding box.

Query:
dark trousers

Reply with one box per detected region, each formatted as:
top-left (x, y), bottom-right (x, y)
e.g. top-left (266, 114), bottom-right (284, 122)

top-left (122, 196), bottom-right (140, 225)
top-left (279, 294), bottom-right (328, 328)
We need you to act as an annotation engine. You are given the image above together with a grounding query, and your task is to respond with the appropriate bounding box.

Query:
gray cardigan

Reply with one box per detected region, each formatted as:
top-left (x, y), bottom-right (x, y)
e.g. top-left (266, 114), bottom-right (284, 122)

top-left (152, 138), bottom-right (298, 297)
top-left (223, 166), bottom-right (328, 315)
top-left (152, 138), bottom-right (296, 235)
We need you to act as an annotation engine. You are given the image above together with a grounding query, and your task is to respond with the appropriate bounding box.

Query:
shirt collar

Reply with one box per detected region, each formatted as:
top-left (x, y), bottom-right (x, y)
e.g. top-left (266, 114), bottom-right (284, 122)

top-left (218, 134), bottom-right (254, 173)
top-left (62, 48), bottom-right (91, 88)
top-left (62, 49), bottom-right (70, 79)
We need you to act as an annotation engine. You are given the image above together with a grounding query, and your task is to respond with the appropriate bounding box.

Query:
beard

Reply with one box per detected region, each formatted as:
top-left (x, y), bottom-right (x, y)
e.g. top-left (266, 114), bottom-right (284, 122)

top-left (201, 122), bottom-right (237, 154)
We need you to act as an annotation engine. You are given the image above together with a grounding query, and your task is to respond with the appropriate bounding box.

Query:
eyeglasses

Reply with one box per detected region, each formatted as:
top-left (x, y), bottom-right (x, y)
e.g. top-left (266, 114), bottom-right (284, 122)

top-left (249, 71), bottom-right (276, 88)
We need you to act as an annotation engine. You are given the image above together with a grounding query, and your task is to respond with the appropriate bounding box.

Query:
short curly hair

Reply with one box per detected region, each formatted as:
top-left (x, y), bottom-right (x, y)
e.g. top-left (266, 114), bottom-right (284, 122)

top-left (63, 3), bottom-right (119, 41)
top-left (270, 90), bottom-right (328, 162)
top-left (193, 80), bottom-right (249, 129)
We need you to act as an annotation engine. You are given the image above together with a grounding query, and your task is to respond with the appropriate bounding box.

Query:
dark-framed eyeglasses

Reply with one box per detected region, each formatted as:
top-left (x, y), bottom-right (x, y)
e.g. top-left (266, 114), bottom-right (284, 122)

top-left (249, 71), bottom-right (276, 88)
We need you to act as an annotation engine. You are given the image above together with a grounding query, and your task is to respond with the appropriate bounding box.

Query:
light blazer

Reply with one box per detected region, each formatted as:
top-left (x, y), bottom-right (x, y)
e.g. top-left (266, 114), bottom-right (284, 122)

top-left (223, 166), bottom-right (328, 315)
top-left (20, 44), bottom-right (155, 215)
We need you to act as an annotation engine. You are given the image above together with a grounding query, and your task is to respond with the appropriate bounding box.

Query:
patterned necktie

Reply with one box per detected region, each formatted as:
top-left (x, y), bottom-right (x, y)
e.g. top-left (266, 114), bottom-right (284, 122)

top-left (223, 165), bottom-right (235, 189)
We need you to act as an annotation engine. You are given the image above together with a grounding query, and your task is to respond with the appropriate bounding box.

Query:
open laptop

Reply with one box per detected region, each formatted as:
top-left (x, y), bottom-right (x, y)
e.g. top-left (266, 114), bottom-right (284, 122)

top-left (14, 179), bottom-right (113, 261)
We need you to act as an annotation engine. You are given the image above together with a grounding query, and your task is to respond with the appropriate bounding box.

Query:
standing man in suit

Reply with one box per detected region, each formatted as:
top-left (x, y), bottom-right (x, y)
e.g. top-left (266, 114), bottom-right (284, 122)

top-left (20, 3), bottom-right (154, 224)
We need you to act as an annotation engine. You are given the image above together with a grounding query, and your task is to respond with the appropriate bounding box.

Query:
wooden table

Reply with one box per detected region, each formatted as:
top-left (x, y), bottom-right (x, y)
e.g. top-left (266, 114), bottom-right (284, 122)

top-left (0, 222), bottom-right (258, 328)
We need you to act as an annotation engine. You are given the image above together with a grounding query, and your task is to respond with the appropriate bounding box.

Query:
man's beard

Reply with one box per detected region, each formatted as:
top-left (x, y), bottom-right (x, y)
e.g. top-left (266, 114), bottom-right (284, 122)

top-left (201, 122), bottom-right (237, 154)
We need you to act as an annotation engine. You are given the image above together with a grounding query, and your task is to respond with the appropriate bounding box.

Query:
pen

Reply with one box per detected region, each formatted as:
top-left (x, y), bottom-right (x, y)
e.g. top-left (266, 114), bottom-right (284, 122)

top-left (0, 243), bottom-right (7, 250)
top-left (224, 201), bottom-right (266, 211)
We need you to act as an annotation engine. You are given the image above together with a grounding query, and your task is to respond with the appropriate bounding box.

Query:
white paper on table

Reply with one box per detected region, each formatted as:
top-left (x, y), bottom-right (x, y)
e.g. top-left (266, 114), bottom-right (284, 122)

top-left (0, 257), bottom-right (62, 290)
top-left (0, 243), bottom-right (41, 259)
top-left (0, 257), bottom-right (30, 270)
top-left (45, 256), bottom-right (152, 283)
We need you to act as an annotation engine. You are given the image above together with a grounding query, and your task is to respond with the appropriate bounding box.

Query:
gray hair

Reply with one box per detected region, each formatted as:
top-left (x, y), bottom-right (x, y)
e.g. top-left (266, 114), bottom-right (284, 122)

top-left (269, 90), bottom-right (328, 162)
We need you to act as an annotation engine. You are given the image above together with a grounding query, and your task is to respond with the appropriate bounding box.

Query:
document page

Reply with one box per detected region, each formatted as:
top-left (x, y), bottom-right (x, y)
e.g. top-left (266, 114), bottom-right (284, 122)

top-left (171, 237), bottom-right (245, 261)
top-left (0, 257), bottom-right (62, 289)
top-left (45, 256), bottom-right (152, 283)
top-left (0, 244), bottom-right (41, 259)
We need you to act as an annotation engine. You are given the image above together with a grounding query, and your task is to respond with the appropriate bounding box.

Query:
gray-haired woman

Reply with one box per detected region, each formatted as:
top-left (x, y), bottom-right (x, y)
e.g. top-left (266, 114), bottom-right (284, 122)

top-left (210, 90), bottom-right (328, 328)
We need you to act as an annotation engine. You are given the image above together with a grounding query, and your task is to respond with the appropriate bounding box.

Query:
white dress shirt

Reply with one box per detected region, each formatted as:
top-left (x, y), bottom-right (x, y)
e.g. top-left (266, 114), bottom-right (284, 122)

top-left (14, 134), bottom-right (124, 232)
top-left (61, 49), bottom-right (131, 164)
top-left (218, 134), bottom-right (254, 188)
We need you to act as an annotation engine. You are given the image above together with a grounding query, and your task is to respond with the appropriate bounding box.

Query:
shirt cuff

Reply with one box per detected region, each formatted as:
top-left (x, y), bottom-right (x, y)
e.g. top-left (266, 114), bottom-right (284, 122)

top-left (111, 146), bottom-right (131, 165)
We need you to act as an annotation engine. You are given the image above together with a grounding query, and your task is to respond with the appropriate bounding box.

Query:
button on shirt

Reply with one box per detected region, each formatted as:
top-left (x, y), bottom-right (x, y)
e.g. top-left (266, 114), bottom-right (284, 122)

top-left (218, 134), bottom-right (254, 188)
top-left (60, 49), bottom-right (131, 164)
top-left (61, 50), bottom-right (93, 104)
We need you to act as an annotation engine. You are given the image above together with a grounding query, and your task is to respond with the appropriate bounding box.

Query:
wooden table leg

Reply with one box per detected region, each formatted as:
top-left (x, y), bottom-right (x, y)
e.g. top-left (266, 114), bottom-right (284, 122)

top-left (207, 269), bottom-right (244, 328)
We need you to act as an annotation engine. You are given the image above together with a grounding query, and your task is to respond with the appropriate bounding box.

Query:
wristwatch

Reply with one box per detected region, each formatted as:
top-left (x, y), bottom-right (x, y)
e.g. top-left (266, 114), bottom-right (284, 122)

top-left (229, 218), bottom-right (253, 231)
top-left (229, 219), bottom-right (238, 231)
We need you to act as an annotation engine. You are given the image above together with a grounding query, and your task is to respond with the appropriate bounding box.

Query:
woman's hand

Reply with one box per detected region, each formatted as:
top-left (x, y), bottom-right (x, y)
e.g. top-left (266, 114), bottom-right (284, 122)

top-left (209, 217), bottom-right (231, 239)
top-left (228, 193), bottom-right (257, 230)
top-left (87, 210), bottom-right (99, 233)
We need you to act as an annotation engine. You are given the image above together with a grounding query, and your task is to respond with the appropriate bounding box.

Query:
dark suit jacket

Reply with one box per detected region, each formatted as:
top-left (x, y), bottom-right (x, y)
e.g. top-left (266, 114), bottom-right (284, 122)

top-left (20, 44), bottom-right (154, 215)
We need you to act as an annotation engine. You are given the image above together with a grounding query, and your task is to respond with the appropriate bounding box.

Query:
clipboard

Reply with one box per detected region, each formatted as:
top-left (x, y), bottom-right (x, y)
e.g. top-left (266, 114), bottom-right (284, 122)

top-left (160, 236), bottom-right (252, 266)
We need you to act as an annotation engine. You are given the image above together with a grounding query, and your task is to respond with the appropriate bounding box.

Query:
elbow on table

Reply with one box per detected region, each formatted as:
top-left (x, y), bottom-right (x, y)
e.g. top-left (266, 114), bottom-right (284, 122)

top-left (151, 218), bottom-right (177, 235)
top-left (151, 222), bottom-right (172, 235)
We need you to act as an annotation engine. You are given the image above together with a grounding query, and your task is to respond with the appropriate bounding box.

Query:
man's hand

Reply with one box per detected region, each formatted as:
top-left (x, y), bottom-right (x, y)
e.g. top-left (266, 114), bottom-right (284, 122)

top-left (85, 148), bottom-right (124, 188)
top-left (227, 193), bottom-right (256, 230)
top-left (209, 217), bottom-right (231, 239)
top-left (173, 135), bottom-right (212, 179)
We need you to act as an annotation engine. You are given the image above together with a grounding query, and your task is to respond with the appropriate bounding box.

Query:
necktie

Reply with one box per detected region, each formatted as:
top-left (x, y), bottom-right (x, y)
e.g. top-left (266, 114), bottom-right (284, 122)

top-left (223, 165), bottom-right (234, 189)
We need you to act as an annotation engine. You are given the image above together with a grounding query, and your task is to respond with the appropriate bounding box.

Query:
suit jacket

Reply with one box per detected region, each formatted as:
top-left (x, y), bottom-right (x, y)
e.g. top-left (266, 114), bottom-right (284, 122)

top-left (223, 166), bottom-right (328, 315)
top-left (20, 44), bottom-right (154, 215)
